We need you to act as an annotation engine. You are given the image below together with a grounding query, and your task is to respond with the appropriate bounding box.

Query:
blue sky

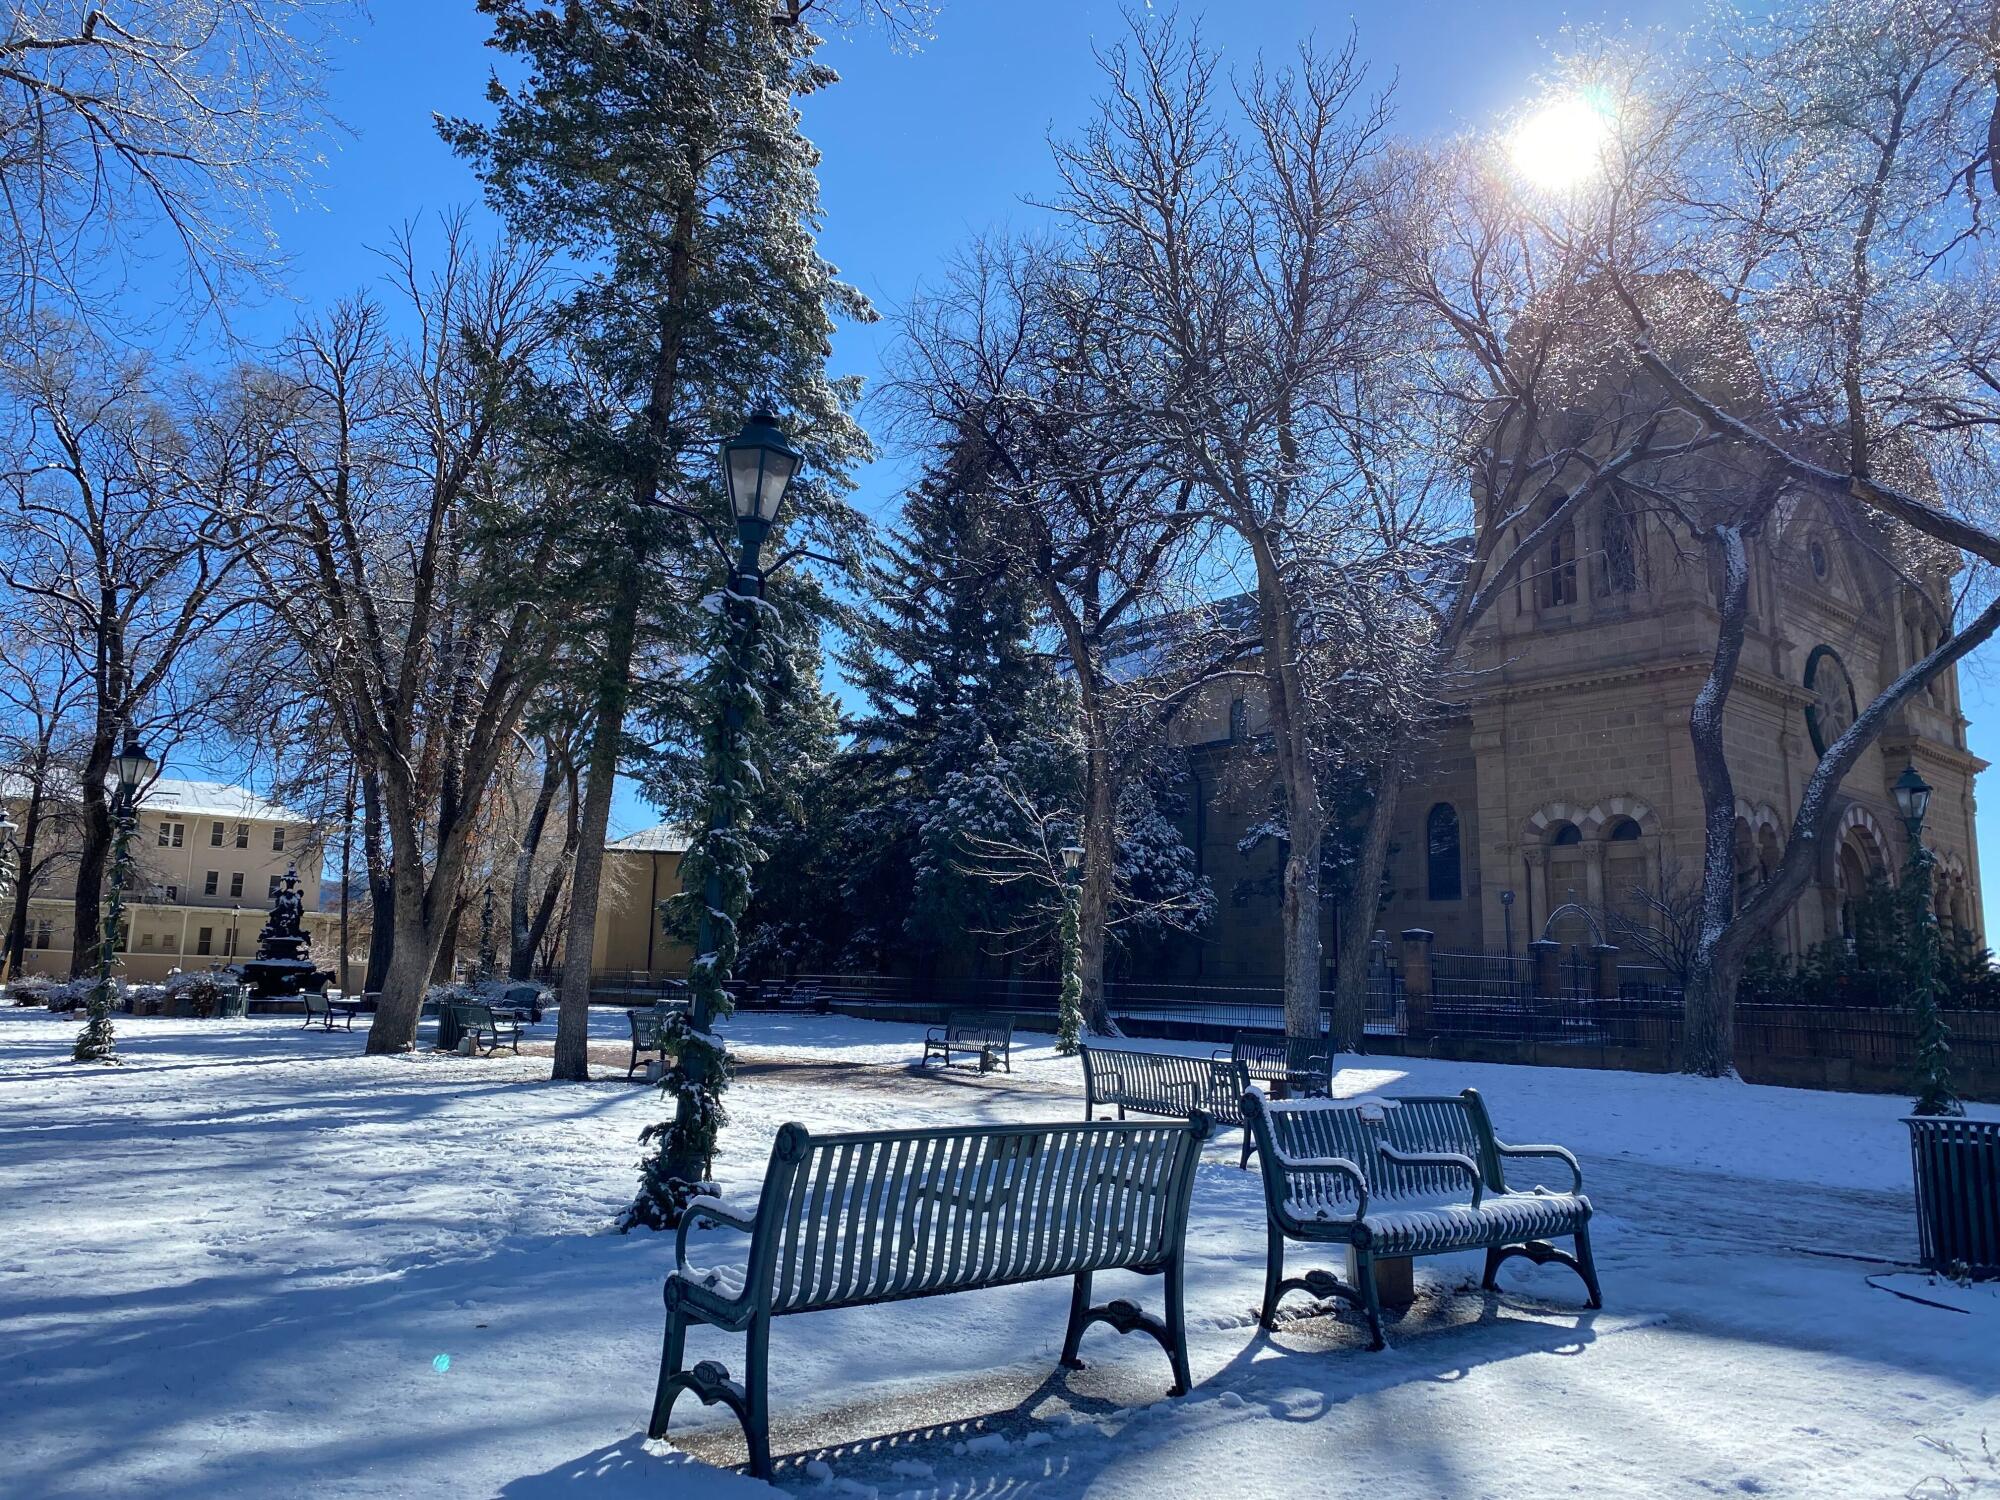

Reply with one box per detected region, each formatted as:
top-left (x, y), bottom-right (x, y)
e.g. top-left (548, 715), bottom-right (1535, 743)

top-left (227, 0), bottom-right (2000, 933)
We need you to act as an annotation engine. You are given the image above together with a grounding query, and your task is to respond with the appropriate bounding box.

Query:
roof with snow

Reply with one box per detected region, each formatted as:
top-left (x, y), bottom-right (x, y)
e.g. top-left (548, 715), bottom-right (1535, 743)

top-left (606, 823), bottom-right (692, 855)
top-left (0, 770), bottom-right (316, 825)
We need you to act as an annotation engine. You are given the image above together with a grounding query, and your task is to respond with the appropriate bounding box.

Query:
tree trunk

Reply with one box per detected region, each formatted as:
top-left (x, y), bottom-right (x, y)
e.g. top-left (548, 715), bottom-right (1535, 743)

top-left (6, 789), bottom-right (42, 973)
top-left (68, 735), bottom-right (112, 979)
top-left (429, 888), bottom-right (466, 985)
top-left (369, 894), bottom-right (439, 1055)
top-left (551, 537), bottom-right (647, 1082)
top-left (360, 771), bottom-right (394, 994)
top-left (1682, 526), bottom-right (1752, 1078)
top-left (1280, 824), bottom-right (1326, 1041)
top-left (1077, 736), bottom-right (1118, 1035)
top-left (510, 751), bottom-right (561, 979)
top-left (1329, 771), bottom-right (1401, 1053)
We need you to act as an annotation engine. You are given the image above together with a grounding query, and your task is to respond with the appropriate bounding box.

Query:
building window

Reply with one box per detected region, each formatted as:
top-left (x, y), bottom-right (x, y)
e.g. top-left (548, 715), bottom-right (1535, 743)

top-left (229, 873), bottom-right (244, 898)
top-left (197, 927), bottom-right (213, 956)
top-left (1550, 823), bottom-right (1582, 846)
top-left (1597, 494), bottom-right (1637, 596)
top-left (1545, 519), bottom-right (1578, 608)
top-left (1809, 539), bottom-right (1829, 580)
top-left (210, 822), bottom-right (225, 847)
top-left (161, 933), bottom-right (177, 952)
top-left (1228, 698), bottom-right (1247, 741)
top-left (33, 919), bottom-right (51, 950)
top-left (272, 827), bottom-right (286, 853)
top-left (158, 821), bottom-right (185, 848)
top-left (234, 823), bottom-right (248, 849)
top-left (162, 885), bottom-right (178, 903)
top-left (139, 932), bottom-right (154, 949)
top-left (1426, 803), bottom-right (1462, 902)
top-left (224, 927), bottom-right (238, 957)
top-left (1606, 817), bottom-right (1642, 841)
top-left (204, 871), bottom-right (219, 896)
top-left (268, 875), bottom-right (283, 899)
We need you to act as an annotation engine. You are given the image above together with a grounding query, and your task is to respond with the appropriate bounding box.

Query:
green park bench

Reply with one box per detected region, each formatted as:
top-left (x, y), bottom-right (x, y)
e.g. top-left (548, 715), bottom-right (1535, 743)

top-left (449, 1001), bottom-right (522, 1056)
top-left (1242, 1086), bottom-right (1601, 1351)
top-left (1080, 1042), bottom-right (1255, 1167)
top-left (1219, 1032), bottom-right (1331, 1098)
top-left (919, 1013), bottom-right (1013, 1073)
top-left (627, 1004), bottom-right (681, 1078)
top-left (301, 991), bottom-right (351, 1032)
top-left (650, 1113), bottom-right (1208, 1479)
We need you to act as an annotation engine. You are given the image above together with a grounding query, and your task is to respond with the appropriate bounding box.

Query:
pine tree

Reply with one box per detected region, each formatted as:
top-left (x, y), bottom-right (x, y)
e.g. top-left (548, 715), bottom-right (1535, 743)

top-left (443, 0), bottom-right (872, 1089)
top-left (836, 439), bottom-right (1051, 969)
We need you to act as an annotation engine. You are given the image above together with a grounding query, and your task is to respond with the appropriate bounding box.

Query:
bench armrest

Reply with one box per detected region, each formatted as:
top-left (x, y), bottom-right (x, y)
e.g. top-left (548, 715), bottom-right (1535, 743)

top-left (923, 1026), bottom-right (948, 1044)
top-left (1268, 1148), bottom-right (1370, 1220)
top-left (1494, 1140), bottom-right (1584, 1194)
top-left (675, 1196), bottom-right (758, 1279)
top-left (1377, 1143), bottom-right (1484, 1208)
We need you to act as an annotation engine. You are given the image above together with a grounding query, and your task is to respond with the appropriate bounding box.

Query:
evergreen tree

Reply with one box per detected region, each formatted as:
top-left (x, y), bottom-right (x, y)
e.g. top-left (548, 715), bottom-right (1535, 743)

top-left (443, 0), bottom-right (872, 1085)
top-left (836, 438), bottom-right (1051, 970)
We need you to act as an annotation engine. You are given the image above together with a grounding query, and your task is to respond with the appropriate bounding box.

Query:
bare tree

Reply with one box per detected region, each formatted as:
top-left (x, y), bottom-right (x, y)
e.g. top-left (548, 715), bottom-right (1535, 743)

top-left (209, 223), bottom-right (571, 1051)
top-left (0, 0), bottom-right (355, 329)
top-left (0, 325), bottom-right (245, 975)
top-left (1039, 16), bottom-right (1418, 1038)
top-left (0, 619), bottom-right (85, 969)
top-left (893, 238), bottom-right (1213, 1032)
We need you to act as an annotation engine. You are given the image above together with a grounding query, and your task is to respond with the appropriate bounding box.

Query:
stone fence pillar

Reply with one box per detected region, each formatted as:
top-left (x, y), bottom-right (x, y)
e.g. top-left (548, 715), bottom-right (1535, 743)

top-left (1400, 928), bottom-right (1434, 1040)
top-left (1528, 939), bottom-right (1562, 1001)
top-left (1590, 943), bottom-right (1621, 1001)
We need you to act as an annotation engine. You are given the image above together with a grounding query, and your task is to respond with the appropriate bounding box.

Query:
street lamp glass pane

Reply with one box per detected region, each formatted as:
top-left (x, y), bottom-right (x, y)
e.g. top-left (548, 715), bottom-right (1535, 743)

top-left (754, 447), bottom-right (800, 523)
top-left (726, 446), bottom-right (766, 523)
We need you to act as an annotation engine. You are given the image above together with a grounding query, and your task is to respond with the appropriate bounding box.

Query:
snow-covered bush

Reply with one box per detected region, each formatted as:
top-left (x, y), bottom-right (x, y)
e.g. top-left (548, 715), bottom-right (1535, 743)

top-left (163, 970), bottom-right (233, 1018)
top-left (8, 974), bottom-right (94, 1011)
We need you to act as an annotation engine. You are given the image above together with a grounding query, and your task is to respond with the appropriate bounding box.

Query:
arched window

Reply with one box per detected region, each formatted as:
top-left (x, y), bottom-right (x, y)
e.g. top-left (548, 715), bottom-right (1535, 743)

top-left (1549, 822), bottom-right (1582, 846)
top-left (1606, 817), bottom-right (1641, 842)
top-left (1545, 518), bottom-right (1579, 608)
top-left (1597, 493), bottom-right (1638, 597)
top-left (1426, 803), bottom-right (1462, 902)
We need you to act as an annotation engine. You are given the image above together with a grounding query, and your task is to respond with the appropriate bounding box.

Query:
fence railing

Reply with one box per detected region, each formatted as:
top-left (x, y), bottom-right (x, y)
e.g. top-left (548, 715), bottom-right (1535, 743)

top-left (717, 968), bottom-right (1997, 1092)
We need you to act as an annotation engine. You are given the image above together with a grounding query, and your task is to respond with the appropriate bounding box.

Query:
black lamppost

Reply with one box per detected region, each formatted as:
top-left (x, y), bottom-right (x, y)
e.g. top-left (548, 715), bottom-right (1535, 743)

top-left (1500, 889), bottom-right (1516, 961)
top-left (1892, 760), bottom-right (1958, 1116)
top-left (1057, 844), bottom-right (1084, 1054)
top-left (0, 813), bottom-right (18, 988)
top-left (649, 410), bottom-right (800, 1212)
top-left (75, 734), bottom-right (154, 1063)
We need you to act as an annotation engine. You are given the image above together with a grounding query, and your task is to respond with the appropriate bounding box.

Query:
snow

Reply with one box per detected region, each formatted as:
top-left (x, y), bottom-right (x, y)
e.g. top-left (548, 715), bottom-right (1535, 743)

top-left (2, 1005), bottom-right (1996, 1499)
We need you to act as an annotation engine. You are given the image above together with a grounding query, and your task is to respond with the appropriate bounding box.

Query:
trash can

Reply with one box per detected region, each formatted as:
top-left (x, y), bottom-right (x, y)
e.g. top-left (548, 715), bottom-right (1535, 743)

top-left (1907, 1116), bottom-right (2000, 1278)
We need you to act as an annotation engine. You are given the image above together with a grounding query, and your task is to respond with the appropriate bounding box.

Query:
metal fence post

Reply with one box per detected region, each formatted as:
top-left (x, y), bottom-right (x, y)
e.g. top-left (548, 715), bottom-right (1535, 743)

top-left (1400, 929), bottom-right (1433, 1042)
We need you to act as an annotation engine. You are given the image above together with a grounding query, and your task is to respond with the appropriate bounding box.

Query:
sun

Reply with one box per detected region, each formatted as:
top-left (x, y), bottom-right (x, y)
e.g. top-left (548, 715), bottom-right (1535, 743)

top-left (1508, 93), bottom-right (1614, 191)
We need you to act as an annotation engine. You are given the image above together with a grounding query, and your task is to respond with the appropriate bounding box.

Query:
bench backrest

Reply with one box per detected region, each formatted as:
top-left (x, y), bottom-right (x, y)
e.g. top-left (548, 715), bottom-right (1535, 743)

top-left (631, 1007), bottom-right (670, 1044)
top-left (453, 1002), bottom-right (496, 1030)
top-left (304, 991), bottom-right (329, 1015)
top-left (944, 1013), bottom-right (1011, 1045)
top-left (1244, 1089), bottom-right (1502, 1219)
top-left (1081, 1044), bottom-right (1247, 1126)
top-left (744, 1117), bottom-right (1204, 1316)
top-left (1230, 1034), bottom-right (1331, 1090)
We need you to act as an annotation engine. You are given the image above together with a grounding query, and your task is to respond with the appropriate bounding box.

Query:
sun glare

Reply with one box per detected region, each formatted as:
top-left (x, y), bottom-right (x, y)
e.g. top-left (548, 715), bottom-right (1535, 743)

top-left (1508, 94), bottom-right (1613, 192)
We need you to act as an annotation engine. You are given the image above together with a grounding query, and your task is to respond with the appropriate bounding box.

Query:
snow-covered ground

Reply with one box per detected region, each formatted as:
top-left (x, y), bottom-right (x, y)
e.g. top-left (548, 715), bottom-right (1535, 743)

top-left (2, 1005), bottom-right (1994, 1499)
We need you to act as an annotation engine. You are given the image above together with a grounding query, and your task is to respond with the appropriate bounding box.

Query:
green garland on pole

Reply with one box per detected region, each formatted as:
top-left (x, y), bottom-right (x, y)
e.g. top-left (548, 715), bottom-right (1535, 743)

top-left (624, 569), bottom-right (770, 1231)
top-left (74, 799), bottom-right (135, 1064)
top-left (1056, 886), bottom-right (1083, 1056)
top-left (1905, 840), bottom-right (1961, 1117)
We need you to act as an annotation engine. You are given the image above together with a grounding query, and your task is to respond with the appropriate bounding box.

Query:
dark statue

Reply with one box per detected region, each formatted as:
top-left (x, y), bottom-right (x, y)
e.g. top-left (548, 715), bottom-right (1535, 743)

top-left (237, 866), bottom-right (334, 999)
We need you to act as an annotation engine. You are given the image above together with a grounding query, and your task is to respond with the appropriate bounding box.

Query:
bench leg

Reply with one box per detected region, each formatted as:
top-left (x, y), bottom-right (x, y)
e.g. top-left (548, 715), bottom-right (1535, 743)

top-left (650, 1299), bottom-right (771, 1479)
top-left (1483, 1233), bottom-right (1602, 1309)
top-left (1239, 1130), bottom-right (1254, 1171)
top-left (1574, 1224), bottom-right (1603, 1309)
top-left (647, 1300), bottom-right (688, 1440)
top-left (743, 1312), bottom-right (772, 1478)
top-left (1260, 1221), bottom-right (1286, 1329)
top-left (1162, 1258), bottom-right (1192, 1396)
top-left (1059, 1271), bottom-right (1094, 1370)
top-left (1354, 1249), bottom-right (1387, 1351)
